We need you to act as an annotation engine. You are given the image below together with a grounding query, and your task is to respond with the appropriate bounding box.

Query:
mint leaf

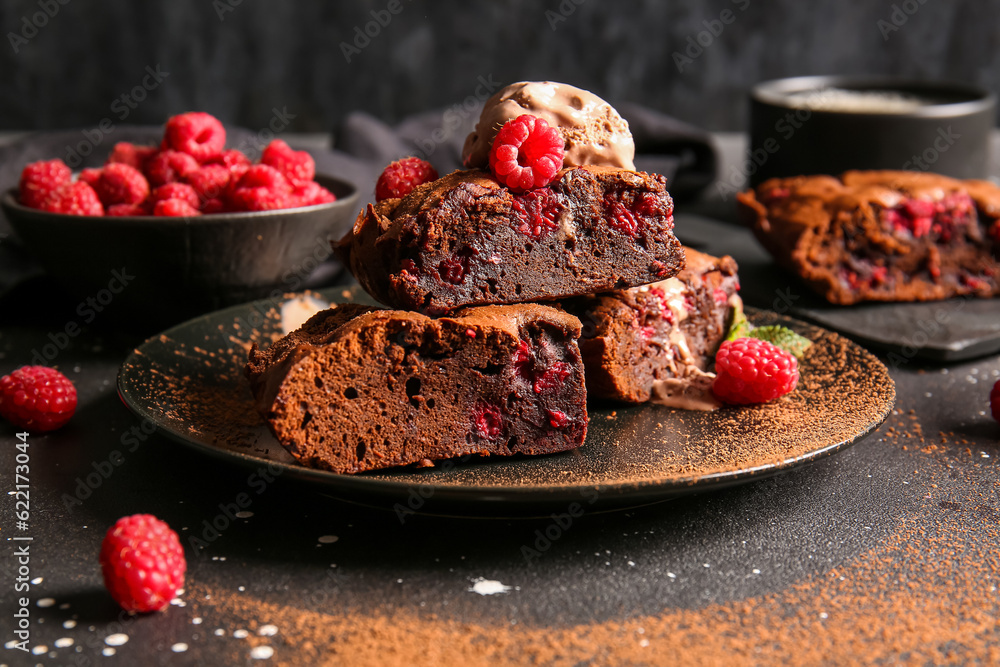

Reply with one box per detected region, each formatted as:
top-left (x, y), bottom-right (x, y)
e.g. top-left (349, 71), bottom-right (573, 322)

top-left (748, 325), bottom-right (813, 358)
top-left (724, 300), bottom-right (752, 342)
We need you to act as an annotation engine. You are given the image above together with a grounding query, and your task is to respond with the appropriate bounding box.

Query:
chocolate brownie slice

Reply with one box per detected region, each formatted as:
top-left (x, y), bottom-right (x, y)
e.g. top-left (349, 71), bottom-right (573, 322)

top-left (737, 170), bottom-right (1000, 305)
top-left (561, 248), bottom-right (740, 406)
top-left (337, 165), bottom-right (683, 314)
top-left (245, 303), bottom-right (587, 474)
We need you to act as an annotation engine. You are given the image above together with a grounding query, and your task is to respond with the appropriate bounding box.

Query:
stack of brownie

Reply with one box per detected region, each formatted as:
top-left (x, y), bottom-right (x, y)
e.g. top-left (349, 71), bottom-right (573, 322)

top-left (246, 82), bottom-right (740, 474)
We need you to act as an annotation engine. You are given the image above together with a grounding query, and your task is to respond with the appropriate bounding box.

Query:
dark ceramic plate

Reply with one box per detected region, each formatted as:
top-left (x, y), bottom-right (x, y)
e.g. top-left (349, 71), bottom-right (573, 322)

top-left (117, 286), bottom-right (895, 516)
top-left (676, 214), bottom-right (1000, 363)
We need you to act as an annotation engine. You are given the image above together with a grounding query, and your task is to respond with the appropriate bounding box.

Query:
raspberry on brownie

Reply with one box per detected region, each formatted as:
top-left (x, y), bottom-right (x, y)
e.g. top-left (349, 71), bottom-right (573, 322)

top-left (737, 170), bottom-right (1000, 304)
top-left (560, 247), bottom-right (740, 406)
top-left (245, 303), bottom-right (587, 474)
top-left (337, 165), bottom-right (683, 315)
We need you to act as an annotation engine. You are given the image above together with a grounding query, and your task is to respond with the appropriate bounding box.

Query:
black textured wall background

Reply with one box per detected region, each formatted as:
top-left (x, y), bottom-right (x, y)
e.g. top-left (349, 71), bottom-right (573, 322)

top-left (2, 0), bottom-right (998, 134)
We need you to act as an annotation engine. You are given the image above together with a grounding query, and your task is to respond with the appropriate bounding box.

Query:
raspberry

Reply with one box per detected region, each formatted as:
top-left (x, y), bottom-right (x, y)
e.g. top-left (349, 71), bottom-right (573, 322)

top-left (95, 163), bottom-right (150, 206)
top-left (545, 409), bottom-right (571, 429)
top-left (153, 199), bottom-right (201, 217)
top-left (227, 165), bottom-right (293, 212)
top-left (145, 150), bottom-right (199, 187)
top-left (208, 149), bottom-right (252, 180)
top-left (19, 159), bottom-right (72, 208)
top-left (472, 400), bottom-right (503, 439)
top-left (712, 338), bottom-right (799, 405)
top-left (106, 203), bottom-right (146, 217)
top-left (77, 168), bottom-right (103, 188)
top-left (0, 366), bottom-right (77, 431)
top-left (39, 182), bottom-right (104, 216)
top-left (262, 139), bottom-right (315, 185)
top-left (511, 189), bottom-right (565, 238)
top-left (375, 157), bottom-right (438, 202)
top-left (437, 247), bottom-right (473, 285)
top-left (533, 362), bottom-right (571, 394)
top-left (991, 380), bottom-right (1000, 424)
top-left (184, 165), bottom-right (231, 202)
top-left (291, 181), bottom-right (337, 207)
top-left (99, 514), bottom-right (186, 613)
top-left (107, 142), bottom-right (157, 170)
top-left (150, 183), bottom-right (199, 209)
top-left (488, 115), bottom-right (565, 192)
top-left (201, 198), bottom-right (225, 214)
top-left (163, 112), bottom-right (226, 162)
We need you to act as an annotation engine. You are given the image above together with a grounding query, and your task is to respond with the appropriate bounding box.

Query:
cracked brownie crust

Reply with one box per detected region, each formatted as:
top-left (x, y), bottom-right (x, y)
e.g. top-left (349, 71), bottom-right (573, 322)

top-left (337, 165), bottom-right (684, 314)
top-left (245, 303), bottom-right (587, 474)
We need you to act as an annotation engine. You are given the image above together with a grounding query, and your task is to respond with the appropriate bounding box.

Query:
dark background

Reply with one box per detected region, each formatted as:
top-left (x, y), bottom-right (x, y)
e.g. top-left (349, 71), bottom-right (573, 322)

top-left (2, 0), bottom-right (998, 135)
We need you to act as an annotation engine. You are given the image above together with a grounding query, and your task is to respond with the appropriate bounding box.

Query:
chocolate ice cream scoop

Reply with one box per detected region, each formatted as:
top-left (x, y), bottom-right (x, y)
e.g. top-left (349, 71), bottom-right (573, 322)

top-left (462, 81), bottom-right (636, 171)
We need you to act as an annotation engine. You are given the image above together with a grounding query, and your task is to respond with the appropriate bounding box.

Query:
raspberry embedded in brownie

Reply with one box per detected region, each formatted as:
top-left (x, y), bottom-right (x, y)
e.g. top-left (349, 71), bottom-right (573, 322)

top-left (245, 303), bottom-right (587, 474)
top-left (560, 248), bottom-right (740, 405)
top-left (737, 170), bottom-right (1000, 304)
top-left (336, 165), bottom-right (684, 315)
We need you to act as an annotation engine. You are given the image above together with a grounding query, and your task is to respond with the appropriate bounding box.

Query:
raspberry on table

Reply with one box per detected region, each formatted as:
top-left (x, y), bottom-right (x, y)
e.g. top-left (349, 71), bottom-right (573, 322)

top-left (150, 182), bottom-right (200, 209)
top-left (185, 165), bottom-right (231, 202)
top-left (106, 203), bottom-right (147, 217)
top-left (145, 150), bottom-right (200, 187)
top-left (153, 198), bottom-right (202, 217)
top-left (375, 157), bottom-right (438, 202)
top-left (19, 159), bottom-right (72, 208)
top-left (39, 182), bottom-right (104, 216)
top-left (712, 337), bottom-right (799, 405)
top-left (163, 112), bottom-right (226, 162)
top-left (107, 142), bottom-right (157, 170)
top-left (262, 139), bottom-right (315, 185)
top-left (0, 366), bottom-right (77, 431)
top-left (991, 379), bottom-right (999, 424)
top-left (489, 115), bottom-right (565, 192)
top-left (95, 163), bottom-right (150, 206)
top-left (99, 514), bottom-right (186, 613)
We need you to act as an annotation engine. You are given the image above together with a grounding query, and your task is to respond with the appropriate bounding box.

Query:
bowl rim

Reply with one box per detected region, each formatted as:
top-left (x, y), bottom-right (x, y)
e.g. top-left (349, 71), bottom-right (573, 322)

top-left (751, 75), bottom-right (997, 119)
top-left (0, 172), bottom-right (359, 223)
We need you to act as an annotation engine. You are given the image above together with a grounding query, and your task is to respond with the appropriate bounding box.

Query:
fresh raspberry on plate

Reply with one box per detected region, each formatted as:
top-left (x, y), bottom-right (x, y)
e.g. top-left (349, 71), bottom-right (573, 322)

top-left (163, 112), bottom-right (226, 162)
top-left (145, 150), bottom-right (200, 187)
top-left (262, 139), bottom-right (315, 185)
top-left (291, 181), bottom-right (336, 207)
top-left (95, 163), bottom-right (150, 206)
top-left (106, 203), bottom-right (147, 217)
top-left (489, 115), bottom-right (565, 192)
top-left (19, 159), bottom-right (72, 208)
top-left (150, 182), bottom-right (199, 209)
top-left (0, 365), bottom-right (77, 431)
top-left (100, 514), bottom-right (186, 613)
top-left (77, 168), bottom-right (103, 188)
top-left (991, 380), bottom-right (1000, 423)
top-left (185, 164), bottom-right (231, 201)
top-left (39, 182), bottom-right (104, 216)
top-left (153, 198), bottom-right (201, 217)
top-left (712, 337), bottom-right (799, 405)
top-left (375, 157), bottom-right (438, 202)
top-left (107, 142), bottom-right (157, 170)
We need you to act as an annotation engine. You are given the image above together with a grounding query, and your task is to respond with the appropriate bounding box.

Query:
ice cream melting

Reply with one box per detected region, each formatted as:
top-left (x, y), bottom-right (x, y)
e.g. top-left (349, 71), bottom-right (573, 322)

top-left (462, 81), bottom-right (635, 171)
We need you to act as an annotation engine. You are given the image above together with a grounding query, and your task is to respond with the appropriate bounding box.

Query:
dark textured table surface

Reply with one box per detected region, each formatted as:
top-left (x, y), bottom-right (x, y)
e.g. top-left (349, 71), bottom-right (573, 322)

top-left (1, 138), bottom-right (999, 666)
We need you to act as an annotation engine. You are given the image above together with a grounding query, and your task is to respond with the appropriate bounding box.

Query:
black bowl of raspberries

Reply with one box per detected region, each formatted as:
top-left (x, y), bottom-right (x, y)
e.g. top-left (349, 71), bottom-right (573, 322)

top-left (1, 112), bottom-right (358, 329)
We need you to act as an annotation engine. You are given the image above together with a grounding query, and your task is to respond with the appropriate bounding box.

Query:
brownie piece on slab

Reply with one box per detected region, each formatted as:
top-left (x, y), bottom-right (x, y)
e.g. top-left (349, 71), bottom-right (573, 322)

top-left (337, 165), bottom-right (683, 314)
top-left (561, 248), bottom-right (740, 406)
top-left (737, 170), bottom-right (1000, 305)
top-left (245, 303), bottom-right (587, 474)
